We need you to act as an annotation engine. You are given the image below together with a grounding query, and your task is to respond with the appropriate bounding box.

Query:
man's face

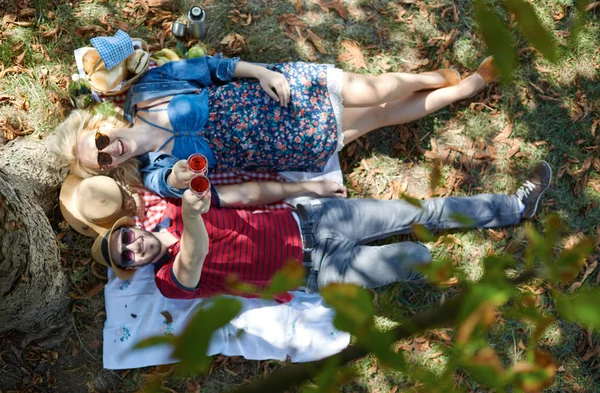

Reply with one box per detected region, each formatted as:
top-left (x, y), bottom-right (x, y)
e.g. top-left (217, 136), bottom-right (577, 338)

top-left (109, 226), bottom-right (163, 269)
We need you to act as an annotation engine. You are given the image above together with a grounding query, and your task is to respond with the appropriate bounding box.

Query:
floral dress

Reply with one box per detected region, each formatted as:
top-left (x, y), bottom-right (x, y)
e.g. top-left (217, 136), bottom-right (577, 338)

top-left (201, 62), bottom-right (340, 172)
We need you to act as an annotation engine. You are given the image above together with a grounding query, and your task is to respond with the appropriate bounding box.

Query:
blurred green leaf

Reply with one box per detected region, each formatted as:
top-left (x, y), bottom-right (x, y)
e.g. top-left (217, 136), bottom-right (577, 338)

top-left (92, 100), bottom-right (119, 118)
top-left (429, 159), bottom-right (442, 193)
top-left (457, 283), bottom-right (516, 344)
top-left (550, 237), bottom-right (594, 282)
top-left (364, 329), bottom-right (407, 369)
top-left (299, 357), bottom-right (341, 393)
top-left (461, 347), bottom-right (507, 390)
top-left (567, 0), bottom-right (590, 49)
top-left (412, 224), bottom-right (435, 243)
top-left (226, 259), bottom-right (304, 298)
top-left (261, 260), bottom-right (304, 298)
top-left (509, 350), bottom-right (556, 392)
top-left (139, 380), bottom-right (163, 393)
top-left (401, 193), bottom-right (423, 208)
top-left (449, 213), bottom-right (476, 227)
top-left (173, 297), bottom-right (242, 374)
top-left (417, 258), bottom-right (455, 284)
top-left (554, 288), bottom-right (600, 330)
top-left (482, 255), bottom-right (517, 279)
top-left (505, 0), bottom-right (559, 62)
top-left (524, 223), bottom-right (551, 266)
top-left (134, 335), bottom-right (175, 350)
top-left (321, 283), bottom-right (374, 335)
top-left (474, 0), bottom-right (517, 82)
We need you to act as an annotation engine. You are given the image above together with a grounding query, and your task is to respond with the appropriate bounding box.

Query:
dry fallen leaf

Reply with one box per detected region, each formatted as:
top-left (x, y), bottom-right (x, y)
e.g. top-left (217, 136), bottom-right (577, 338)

top-left (161, 310), bottom-right (173, 323)
top-left (309, 0), bottom-right (349, 19)
top-left (493, 123), bottom-right (513, 143)
top-left (278, 13), bottom-right (307, 27)
top-left (74, 25), bottom-right (106, 38)
top-left (14, 51), bottom-right (26, 67)
top-left (221, 33), bottom-right (247, 55)
top-left (586, 1), bottom-right (600, 11)
top-left (337, 40), bottom-right (367, 69)
top-left (86, 283), bottom-right (105, 298)
top-left (306, 29), bottom-right (327, 54)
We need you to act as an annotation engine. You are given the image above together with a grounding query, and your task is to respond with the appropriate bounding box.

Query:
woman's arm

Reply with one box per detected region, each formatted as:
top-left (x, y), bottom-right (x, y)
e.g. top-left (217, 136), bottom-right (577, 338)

top-left (214, 180), bottom-right (347, 207)
top-left (233, 61), bottom-right (291, 107)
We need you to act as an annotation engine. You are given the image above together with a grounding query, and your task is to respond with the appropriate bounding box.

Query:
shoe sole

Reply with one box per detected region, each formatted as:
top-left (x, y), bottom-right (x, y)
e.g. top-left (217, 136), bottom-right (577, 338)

top-left (525, 160), bottom-right (552, 219)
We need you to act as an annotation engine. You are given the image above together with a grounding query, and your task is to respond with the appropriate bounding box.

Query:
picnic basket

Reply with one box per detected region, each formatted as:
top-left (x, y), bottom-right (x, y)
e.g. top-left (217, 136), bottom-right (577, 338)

top-left (83, 38), bottom-right (149, 97)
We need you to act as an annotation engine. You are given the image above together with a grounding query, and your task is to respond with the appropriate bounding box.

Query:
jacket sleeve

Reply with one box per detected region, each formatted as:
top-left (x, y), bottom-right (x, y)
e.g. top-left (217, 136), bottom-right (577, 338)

top-left (160, 55), bottom-right (240, 87)
top-left (139, 153), bottom-right (186, 199)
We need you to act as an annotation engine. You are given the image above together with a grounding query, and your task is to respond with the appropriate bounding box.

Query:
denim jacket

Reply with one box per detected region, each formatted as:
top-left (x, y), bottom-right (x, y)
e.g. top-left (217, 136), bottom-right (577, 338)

top-left (123, 54), bottom-right (240, 123)
top-left (123, 55), bottom-right (240, 198)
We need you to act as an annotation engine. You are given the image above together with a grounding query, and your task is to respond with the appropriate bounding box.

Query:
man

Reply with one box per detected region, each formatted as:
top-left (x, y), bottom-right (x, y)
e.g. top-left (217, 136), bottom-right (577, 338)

top-left (92, 161), bottom-right (552, 302)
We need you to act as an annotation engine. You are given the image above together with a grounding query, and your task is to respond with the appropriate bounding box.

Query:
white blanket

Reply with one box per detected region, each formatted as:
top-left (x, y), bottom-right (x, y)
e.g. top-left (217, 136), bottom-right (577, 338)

top-left (103, 266), bottom-right (350, 369)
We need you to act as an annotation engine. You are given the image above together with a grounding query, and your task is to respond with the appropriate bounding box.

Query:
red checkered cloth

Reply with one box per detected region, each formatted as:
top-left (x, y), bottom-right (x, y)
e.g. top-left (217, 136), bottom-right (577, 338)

top-left (99, 61), bottom-right (291, 213)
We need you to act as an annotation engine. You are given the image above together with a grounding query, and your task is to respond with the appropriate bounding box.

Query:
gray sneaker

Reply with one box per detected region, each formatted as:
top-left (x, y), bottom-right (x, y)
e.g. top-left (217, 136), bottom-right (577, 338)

top-left (515, 161), bottom-right (552, 219)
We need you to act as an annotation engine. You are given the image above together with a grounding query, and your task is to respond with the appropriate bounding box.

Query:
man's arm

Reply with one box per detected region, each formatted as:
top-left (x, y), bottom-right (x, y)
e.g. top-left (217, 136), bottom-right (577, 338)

top-left (171, 190), bottom-right (211, 288)
top-left (214, 180), bottom-right (347, 208)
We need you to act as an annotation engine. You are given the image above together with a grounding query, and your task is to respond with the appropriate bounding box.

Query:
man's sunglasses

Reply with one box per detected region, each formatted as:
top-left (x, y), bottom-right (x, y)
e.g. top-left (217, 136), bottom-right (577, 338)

top-left (95, 131), bottom-right (112, 169)
top-left (119, 227), bottom-right (136, 266)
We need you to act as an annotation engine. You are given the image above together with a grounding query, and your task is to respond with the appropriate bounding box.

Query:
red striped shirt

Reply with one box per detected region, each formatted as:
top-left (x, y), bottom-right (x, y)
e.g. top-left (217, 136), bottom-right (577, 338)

top-left (154, 197), bottom-right (303, 302)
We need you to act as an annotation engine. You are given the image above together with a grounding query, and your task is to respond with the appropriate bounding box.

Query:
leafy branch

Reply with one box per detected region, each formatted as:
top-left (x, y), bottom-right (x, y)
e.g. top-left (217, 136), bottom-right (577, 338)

top-left (229, 270), bottom-right (539, 393)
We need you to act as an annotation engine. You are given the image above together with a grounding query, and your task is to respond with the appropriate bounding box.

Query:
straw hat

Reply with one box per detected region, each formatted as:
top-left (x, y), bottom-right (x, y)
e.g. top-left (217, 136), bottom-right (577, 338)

top-left (59, 174), bottom-right (128, 237)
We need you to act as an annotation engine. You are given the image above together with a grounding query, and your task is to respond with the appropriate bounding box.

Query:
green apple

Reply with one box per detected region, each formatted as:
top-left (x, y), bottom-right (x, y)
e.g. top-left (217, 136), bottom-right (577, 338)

top-left (188, 46), bottom-right (206, 59)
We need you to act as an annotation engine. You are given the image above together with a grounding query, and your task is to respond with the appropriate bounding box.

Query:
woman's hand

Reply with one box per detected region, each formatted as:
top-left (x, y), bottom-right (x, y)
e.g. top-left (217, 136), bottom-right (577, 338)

top-left (304, 180), bottom-right (347, 198)
top-left (257, 68), bottom-right (291, 107)
top-left (168, 159), bottom-right (195, 189)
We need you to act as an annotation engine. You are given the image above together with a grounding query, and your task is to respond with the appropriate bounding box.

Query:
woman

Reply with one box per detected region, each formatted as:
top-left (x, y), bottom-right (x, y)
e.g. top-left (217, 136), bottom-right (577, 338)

top-left (52, 55), bottom-right (497, 197)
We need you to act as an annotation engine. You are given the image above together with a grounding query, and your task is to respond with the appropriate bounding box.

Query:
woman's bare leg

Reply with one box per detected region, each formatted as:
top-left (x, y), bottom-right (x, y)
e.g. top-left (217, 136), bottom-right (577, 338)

top-left (342, 74), bottom-right (486, 144)
top-left (341, 71), bottom-right (449, 107)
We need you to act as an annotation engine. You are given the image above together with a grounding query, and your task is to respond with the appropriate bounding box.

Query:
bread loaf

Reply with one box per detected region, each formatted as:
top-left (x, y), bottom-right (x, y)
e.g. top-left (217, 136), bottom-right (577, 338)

top-left (89, 63), bottom-right (128, 92)
top-left (82, 49), bottom-right (103, 74)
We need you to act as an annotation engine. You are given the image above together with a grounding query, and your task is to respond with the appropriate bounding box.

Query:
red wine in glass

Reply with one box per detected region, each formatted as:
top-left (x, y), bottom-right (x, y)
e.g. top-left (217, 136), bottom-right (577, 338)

top-left (190, 175), bottom-right (210, 198)
top-left (187, 153), bottom-right (208, 175)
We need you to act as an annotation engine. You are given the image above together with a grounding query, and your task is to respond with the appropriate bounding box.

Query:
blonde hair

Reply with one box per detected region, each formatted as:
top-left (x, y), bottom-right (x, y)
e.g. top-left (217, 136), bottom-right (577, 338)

top-left (50, 109), bottom-right (142, 187)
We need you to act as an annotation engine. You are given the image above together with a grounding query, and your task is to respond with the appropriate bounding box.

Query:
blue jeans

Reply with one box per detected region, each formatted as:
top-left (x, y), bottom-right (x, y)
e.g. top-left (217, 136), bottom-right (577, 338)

top-left (300, 194), bottom-right (522, 292)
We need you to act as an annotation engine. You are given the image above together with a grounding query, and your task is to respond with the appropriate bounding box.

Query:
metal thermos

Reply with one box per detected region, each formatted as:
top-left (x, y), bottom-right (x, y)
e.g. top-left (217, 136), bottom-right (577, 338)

top-left (187, 6), bottom-right (206, 40)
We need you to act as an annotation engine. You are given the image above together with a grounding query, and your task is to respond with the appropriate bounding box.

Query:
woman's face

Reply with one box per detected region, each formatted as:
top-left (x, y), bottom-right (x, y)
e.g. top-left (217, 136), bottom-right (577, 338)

top-left (77, 123), bottom-right (135, 170)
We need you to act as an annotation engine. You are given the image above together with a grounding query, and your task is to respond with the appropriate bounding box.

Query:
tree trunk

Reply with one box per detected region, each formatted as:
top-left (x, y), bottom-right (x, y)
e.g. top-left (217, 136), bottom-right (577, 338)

top-left (0, 138), bottom-right (68, 214)
top-left (0, 137), bottom-right (71, 346)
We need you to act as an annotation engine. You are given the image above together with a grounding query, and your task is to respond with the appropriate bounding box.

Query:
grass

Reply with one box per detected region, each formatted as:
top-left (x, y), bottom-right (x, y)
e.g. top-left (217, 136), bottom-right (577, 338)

top-left (1, 0), bottom-right (600, 392)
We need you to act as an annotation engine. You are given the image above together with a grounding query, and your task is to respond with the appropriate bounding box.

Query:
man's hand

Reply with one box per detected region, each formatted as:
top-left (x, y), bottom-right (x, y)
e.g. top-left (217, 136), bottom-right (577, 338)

top-left (257, 68), bottom-right (291, 107)
top-left (168, 160), bottom-right (195, 189)
top-left (182, 189), bottom-right (211, 217)
top-left (304, 180), bottom-right (347, 198)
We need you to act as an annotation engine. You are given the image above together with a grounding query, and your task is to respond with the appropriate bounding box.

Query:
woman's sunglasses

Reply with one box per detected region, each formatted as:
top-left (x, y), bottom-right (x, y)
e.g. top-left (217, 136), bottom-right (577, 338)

top-left (95, 131), bottom-right (112, 169)
top-left (119, 227), bottom-right (136, 266)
